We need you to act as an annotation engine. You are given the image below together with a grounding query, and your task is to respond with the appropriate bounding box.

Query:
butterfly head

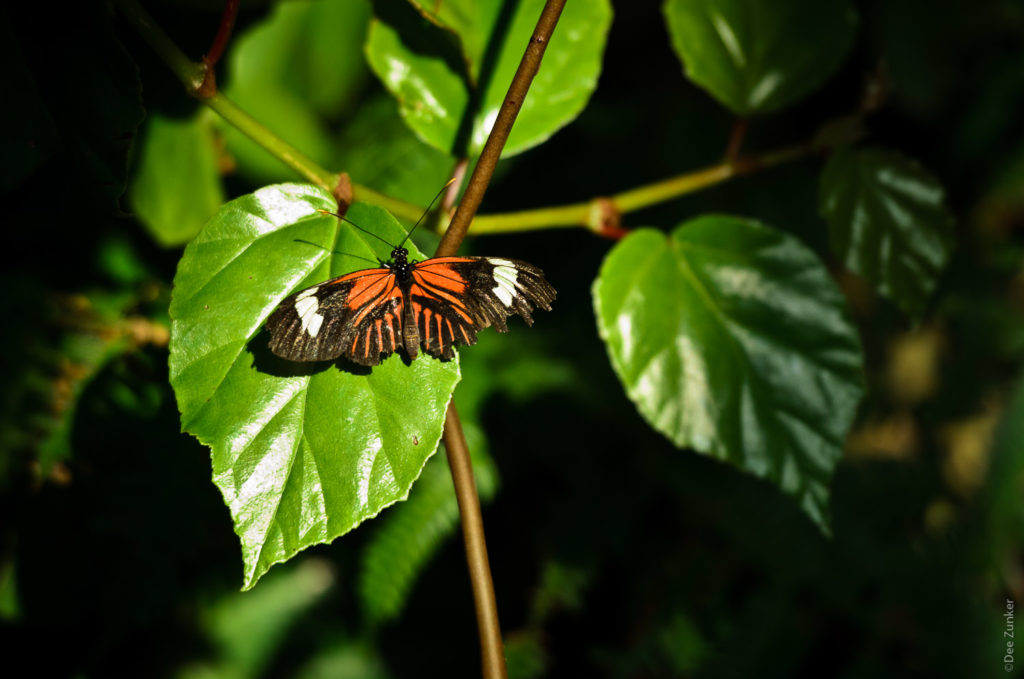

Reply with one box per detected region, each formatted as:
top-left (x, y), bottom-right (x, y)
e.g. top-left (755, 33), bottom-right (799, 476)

top-left (390, 246), bottom-right (409, 267)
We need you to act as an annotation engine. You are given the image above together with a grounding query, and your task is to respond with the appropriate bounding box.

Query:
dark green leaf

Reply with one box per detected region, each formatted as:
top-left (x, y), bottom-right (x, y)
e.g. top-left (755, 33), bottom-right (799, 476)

top-left (229, 0), bottom-right (369, 117)
top-left (169, 185), bottom-right (461, 589)
top-left (366, 0), bottom-right (612, 156)
top-left (129, 112), bottom-right (225, 247)
top-left (820, 146), bottom-right (956, 318)
top-left (662, 0), bottom-right (857, 115)
top-left (593, 216), bottom-right (864, 529)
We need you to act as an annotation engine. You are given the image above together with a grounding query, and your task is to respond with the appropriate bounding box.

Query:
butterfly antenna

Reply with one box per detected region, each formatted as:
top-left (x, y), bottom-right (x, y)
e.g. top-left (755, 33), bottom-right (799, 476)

top-left (292, 238), bottom-right (379, 266)
top-left (398, 177), bottom-right (458, 248)
top-left (316, 210), bottom-right (396, 248)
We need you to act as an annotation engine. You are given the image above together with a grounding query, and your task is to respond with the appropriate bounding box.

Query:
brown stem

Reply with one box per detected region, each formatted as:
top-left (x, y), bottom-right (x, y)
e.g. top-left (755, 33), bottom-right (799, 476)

top-left (443, 403), bottom-right (505, 679)
top-left (723, 118), bottom-right (748, 164)
top-left (436, 2), bottom-right (566, 678)
top-left (197, 0), bottom-right (239, 98)
top-left (204, 0), bottom-right (239, 67)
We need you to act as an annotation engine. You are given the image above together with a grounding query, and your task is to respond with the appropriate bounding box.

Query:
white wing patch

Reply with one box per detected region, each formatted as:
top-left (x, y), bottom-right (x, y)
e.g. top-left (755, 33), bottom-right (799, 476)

top-left (294, 287), bottom-right (325, 337)
top-left (490, 259), bottom-right (519, 307)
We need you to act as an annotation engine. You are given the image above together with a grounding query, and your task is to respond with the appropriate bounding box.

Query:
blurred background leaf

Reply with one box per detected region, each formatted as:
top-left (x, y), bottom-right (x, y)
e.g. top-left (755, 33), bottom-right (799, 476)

top-left (820, 146), bottom-right (956, 318)
top-left (220, 0), bottom-right (371, 184)
top-left (129, 111), bottom-right (226, 247)
top-left (662, 0), bottom-right (858, 115)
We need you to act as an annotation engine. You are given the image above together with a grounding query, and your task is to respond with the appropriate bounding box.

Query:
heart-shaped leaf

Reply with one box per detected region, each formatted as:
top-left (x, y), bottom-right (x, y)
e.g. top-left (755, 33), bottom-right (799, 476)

top-left (663, 0), bottom-right (857, 115)
top-left (365, 0), bottom-right (612, 157)
top-left (820, 146), bottom-right (956, 318)
top-left (593, 216), bottom-right (864, 530)
top-left (169, 184), bottom-right (460, 589)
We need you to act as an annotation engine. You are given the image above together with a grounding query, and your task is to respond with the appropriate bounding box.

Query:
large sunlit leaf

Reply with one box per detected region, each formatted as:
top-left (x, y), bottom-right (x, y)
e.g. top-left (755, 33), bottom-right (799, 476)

top-left (820, 146), bottom-right (956, 318)
top-left (365, 0), bottom-right (612, 157)
top-left (593, 216), bottom-right (865, 529)
top-left (222, 0), bottom-right (370, 183)
top-left (169, 185), bottom-right (461, 589)
top-left (129, 112), bottom-right (225, 247)
top-left (662, 0), bottom-right (857, 115)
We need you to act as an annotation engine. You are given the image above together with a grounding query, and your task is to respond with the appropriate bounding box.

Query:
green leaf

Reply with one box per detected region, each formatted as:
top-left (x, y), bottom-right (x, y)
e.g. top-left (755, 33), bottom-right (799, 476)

top-left (358, 420), bottom-right (496, 623)
top-left (593, 216), bottom-right (864, 530)
top-left (366, 0), bottom-right (612, 157)
top-left (820, 146), bottom-right (956, 318)
top-left (129, 112), bottom-right (225, 247)
top-left (222, 0), bottom-right (370, 183)
top-left (662, 0), bottom-right (857, 115)
top-left (194, 559), bottom-right (335, 678)
top-left (169, 185), bottom-right (461, 589)
top-left (336, 95), bottom-right (454, 206)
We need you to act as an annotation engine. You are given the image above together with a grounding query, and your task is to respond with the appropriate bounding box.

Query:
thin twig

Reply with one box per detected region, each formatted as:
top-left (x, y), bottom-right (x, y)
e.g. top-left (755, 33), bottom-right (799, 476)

top-left (436, 2), bottom-right (566, 678)
top-left (723, 118), bottom-right (748, 164)
top-left (204, 0), bottom-right (239, 68)
top-left (197, 0), bottom-right (240, 97)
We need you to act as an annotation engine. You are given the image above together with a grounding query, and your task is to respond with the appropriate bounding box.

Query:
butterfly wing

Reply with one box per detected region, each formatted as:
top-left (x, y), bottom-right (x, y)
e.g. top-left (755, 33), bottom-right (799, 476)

top-left (265, 267), bottom-right (406, 365)
top-left (408, 257), bottom-right (556, 360)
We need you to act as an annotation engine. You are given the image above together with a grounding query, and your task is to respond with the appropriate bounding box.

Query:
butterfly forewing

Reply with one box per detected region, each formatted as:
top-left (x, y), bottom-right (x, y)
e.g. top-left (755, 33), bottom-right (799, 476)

top-left (266, 268), bottom-right (403, 364)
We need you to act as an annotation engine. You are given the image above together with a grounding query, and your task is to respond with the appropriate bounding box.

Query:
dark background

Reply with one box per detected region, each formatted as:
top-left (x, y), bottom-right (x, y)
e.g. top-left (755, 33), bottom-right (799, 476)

top-left (2, 0), bottom-right (1023, 677)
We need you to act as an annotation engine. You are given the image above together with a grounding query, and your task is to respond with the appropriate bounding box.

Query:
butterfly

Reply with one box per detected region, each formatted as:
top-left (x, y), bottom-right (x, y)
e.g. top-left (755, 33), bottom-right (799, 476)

top-left (265, 214), bottom-right (556, 366)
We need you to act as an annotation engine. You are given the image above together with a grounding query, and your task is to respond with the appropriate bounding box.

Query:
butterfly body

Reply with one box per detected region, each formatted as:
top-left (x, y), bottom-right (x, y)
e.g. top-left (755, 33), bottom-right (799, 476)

top-left (266, 245), bottom-right (555, 366)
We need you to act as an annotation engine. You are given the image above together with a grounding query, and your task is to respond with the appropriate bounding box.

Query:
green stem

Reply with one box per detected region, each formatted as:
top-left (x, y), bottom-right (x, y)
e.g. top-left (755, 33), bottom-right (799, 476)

top-left (471, 142), bottom-right (815, 236)
top-left (205, 93), bottom-right (336, 191)
top-left (116, 0), bottom-right (426, 211)
top-left (115, 0), bottom-right (204, 91)
top-left (471, 202), bottom-right (590, 234)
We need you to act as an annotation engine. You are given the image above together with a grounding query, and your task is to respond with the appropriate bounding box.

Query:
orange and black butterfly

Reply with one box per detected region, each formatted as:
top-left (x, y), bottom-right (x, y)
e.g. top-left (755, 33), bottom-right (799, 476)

top-left (265, 212), bottom-right (555, 366)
